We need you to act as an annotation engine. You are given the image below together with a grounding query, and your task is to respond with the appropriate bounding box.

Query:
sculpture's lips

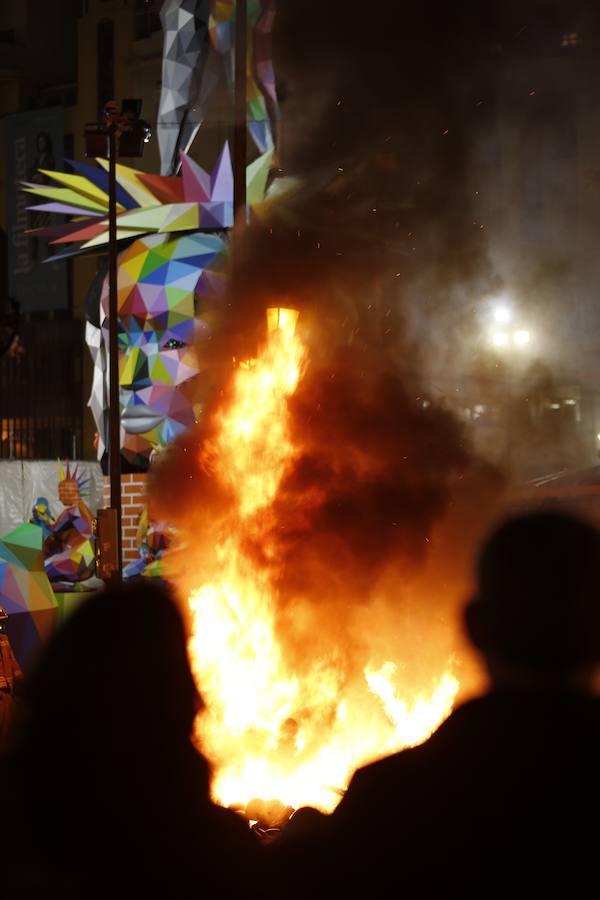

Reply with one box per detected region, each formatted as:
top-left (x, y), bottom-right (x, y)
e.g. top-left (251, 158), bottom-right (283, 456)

top-left (121, 408), bottom-right (164, 434)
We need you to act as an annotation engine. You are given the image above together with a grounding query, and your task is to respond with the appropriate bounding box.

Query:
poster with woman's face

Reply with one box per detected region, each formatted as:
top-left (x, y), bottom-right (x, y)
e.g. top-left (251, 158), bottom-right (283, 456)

top-left (4, 106), bottom-right (68, 313)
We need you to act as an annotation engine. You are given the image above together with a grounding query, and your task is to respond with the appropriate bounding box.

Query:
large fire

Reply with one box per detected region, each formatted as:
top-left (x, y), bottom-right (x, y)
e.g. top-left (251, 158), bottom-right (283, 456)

top-left (184, 308), bottom-right (459, 812)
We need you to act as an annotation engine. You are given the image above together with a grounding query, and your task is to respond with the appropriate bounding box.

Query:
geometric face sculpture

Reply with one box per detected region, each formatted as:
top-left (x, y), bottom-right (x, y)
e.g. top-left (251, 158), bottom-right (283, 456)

top-left (22, 143), bottom-right (273, 469)
top-left (95, 231), bottom-right (227, 467)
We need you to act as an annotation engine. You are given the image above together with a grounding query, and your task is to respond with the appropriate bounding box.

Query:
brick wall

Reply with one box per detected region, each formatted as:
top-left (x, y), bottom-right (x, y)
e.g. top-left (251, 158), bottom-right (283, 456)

top-left (102, 473), bottom-right (147, 564)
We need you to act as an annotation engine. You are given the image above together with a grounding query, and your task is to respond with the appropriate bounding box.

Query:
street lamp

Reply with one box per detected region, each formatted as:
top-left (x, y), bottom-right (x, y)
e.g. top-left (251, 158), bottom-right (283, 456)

top-left (84, 100), bottom-right (151, 581)
top-left (513, 329), bottom-right (530, 346)
top-left (485, 299), bottom-right (533, 354)
top-left (489, 327), bottom-right (533, 350)
top-left (492, 304), bottom-right (512, 325)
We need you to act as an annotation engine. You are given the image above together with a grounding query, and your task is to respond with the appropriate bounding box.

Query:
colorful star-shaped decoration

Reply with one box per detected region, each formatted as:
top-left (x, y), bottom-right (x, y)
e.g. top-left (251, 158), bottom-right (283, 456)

top-left (21, 144), bottom-right (242, 257)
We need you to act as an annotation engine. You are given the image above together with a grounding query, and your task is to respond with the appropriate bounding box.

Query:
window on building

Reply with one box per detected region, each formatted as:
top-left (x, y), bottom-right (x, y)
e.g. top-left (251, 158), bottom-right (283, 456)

top-left (561, 31), bottom-right (580, 48)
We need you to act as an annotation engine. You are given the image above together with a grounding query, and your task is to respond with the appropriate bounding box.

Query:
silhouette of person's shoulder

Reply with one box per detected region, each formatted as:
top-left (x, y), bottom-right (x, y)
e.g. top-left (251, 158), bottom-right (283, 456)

top-left (339, 690), bottom-right (600, 811)
top-left (180, 802), bottom-right (263, 898)
top-left (319, 690), bottom-right (600, 895)
top-left (331, 700), bottom-right (487, 822)
top-left (207, 801), bottom-right (261, 852)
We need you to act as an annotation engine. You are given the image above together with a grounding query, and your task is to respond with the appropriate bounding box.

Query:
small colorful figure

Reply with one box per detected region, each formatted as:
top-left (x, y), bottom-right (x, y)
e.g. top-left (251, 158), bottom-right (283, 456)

top-left (124, 446), bottom-right (173, 580)
top-left (123, 506), bottom-right (173, 580)
top-left (30, 462), bottom-right (96, 590)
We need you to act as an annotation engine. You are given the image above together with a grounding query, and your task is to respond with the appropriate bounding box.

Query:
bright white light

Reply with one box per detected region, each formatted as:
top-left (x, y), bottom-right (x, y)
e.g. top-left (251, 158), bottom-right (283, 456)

top-left (491, 331), bottom-right (509, 347)
top-left (513, 329), bottom-right (530, 346)
top-left (493, 305), bottom-right (511, 324)
top-left (596, 433), bottom-right (600, 442)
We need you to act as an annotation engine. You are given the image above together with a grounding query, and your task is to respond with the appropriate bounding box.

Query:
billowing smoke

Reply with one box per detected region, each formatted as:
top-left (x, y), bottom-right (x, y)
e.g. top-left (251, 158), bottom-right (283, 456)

top-left (156, 7), bottom-right (600, 717)
top-left (226, 0), bottom-right (600, 479)
top-left (145, 4), bottom-right (537, 704)
top-left (231, 2), bottom-right (505, 350)
top-left (149, 339), bottom-right (505, 706)
top-left (143, 3), bottom-right (600, 807)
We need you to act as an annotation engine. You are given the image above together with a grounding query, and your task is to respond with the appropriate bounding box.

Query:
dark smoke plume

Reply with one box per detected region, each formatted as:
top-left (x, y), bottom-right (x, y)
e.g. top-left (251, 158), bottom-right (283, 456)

top-left (227, 1), bottom-right (508, 348)
top-left (149, 3), bottom-right (600, 693)
top-left (227, 1), bottom-right (600, 391)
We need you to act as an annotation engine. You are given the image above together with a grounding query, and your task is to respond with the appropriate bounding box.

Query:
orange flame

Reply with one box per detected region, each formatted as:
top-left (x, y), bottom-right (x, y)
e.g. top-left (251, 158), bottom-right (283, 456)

top-left (186, 308), bottom-right (459, 811)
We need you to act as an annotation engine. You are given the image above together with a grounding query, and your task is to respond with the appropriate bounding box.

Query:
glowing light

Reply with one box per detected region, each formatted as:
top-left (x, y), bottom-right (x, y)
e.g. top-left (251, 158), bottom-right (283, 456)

top-left (491, 331), bottom-right (509, 347)
top-left (493, 305), bottom-right (511, 324)
top-left (513, 329), bottom-right (530, 346)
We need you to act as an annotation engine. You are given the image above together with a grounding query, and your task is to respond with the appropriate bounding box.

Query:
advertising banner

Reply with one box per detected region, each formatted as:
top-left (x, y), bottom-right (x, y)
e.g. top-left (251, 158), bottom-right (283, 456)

top-left (4, 106), bottom-right (68, 312)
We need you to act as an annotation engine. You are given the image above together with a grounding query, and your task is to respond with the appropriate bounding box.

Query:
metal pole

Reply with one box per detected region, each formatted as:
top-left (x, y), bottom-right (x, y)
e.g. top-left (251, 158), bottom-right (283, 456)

top-left (234, 0), bottom-right (247, 220)
top-left (108, 125), bottom-right (122, 580)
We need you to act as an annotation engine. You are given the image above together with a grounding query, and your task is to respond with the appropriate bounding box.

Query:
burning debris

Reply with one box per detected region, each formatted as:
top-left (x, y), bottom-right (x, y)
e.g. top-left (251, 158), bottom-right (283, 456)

top-left (148, 302), bottom-right (503, 811)
top-left (145, 1), bottom-right (513, 815)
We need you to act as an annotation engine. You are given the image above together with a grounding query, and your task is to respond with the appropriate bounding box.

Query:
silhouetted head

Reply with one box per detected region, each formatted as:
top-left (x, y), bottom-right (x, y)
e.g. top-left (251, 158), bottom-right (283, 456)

top-left (15, 580), bottom-right (203, 758)
top-left (465, 511), bottom-right (600, 682)
top-left (4, 581), bottom-right (233, 894)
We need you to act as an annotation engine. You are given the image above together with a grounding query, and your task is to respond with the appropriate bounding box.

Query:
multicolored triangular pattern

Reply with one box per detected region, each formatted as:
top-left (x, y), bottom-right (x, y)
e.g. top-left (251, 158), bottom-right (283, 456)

top-left (21, 147), bottom-right (235, 256)
top-left (0, 524), bottom-right (58, 671)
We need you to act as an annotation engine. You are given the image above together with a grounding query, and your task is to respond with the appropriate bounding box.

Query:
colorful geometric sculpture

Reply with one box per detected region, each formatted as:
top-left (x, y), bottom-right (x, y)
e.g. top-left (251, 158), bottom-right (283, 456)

top-left (22, 134), bottom-right (282, 468)
top-left (123, 506), bottom-right (172, 580)
top-left (97, 231), bottom-right (227, 466)
top-left (0, 523), bottom-right (58, 671)
top-left (209, 0), bottom-right (279, 154)
top-left (30, 462), bottom-right (96, 589)
top-left (22, 150), bottom-right (235, 469)
top-left (21, 146), bottom-right (234, 256)
top-left (158, 0), bottom-right (278, 175)
top-left (86, 318), bottom-right (107, 457)
top-left (158, 0), bottom-right (210, 175)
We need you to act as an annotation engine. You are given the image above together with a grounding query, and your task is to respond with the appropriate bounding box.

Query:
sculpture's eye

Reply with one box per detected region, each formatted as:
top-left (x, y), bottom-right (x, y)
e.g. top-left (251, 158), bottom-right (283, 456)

top-left (164, 338), bottom-right (186, 350)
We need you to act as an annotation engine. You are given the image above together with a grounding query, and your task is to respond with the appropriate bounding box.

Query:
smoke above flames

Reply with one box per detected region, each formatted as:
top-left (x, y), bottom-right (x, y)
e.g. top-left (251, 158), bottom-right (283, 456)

top-left (149, 329), bottom-right (504, 711)
top-left (148, 2), bottom-right (516, 694)
top-left (141, 0), bottom-right (544, 799)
